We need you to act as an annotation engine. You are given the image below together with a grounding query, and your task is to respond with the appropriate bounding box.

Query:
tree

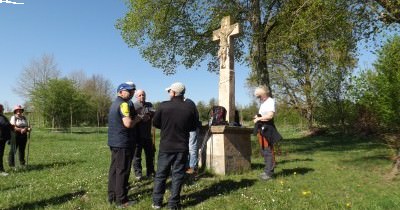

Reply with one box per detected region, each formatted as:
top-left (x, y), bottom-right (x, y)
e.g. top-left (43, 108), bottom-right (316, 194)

top-left (81, 74), bottom-right (113, 126)
top-left (262, 1), bottom-right (357, 128)
top-left (371, 0), bottom-right (400, 24)
top-left (349, 35), bottom-right (400, 178)
top-left (239, 101), bottom-right (258, 122)
top-left (13, 54), bottom-right (60, 99)
top-left (373, 35), bottom-right (400, 178)
top-left (31, 78), bottom-right (87, 129)
top-left (369, 36), bottom-right (400, 128)
top-left (196, 101), bottom-right (209, 123)
top-left (116, 0), bottom-right (340, 88)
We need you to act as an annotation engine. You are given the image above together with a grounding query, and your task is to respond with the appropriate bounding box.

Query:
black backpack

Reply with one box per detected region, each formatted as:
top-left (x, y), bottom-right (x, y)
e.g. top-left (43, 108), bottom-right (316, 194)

top-left (209, 106), bottom-right (228, 126)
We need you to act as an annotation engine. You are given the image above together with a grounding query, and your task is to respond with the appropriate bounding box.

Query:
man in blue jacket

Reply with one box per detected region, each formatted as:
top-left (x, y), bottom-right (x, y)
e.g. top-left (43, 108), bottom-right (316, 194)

top-left (152, 82), bottom-right (198, 210)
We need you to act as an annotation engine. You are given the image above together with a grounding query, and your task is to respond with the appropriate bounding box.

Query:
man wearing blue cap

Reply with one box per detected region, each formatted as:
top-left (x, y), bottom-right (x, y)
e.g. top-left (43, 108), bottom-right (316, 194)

top-left (107, 83), bottom-right (142, 208)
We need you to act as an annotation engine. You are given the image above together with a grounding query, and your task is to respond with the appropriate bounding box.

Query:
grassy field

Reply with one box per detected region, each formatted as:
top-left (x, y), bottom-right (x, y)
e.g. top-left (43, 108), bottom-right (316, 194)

top-left (0, 127), bottom-right (399, 210)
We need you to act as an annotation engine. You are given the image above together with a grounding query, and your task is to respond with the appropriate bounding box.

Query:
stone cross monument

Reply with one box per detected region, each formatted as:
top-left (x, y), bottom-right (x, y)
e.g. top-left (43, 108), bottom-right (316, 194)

top-left (200, 16), bottom-right (251, 175)
top-left (212, 16), bottom-right (240, 123)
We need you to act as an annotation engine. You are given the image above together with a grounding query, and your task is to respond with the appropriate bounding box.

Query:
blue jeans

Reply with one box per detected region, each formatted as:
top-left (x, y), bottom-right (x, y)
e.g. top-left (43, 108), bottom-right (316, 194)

top-left (188, 129), bottom-right (199, 169)
top-left (153, 151), bottom-right (188, 208)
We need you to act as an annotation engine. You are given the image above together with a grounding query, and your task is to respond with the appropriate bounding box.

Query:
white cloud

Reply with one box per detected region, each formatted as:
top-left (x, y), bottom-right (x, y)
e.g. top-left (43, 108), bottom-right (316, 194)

top-left (0, 0), bottom-right (24, 4)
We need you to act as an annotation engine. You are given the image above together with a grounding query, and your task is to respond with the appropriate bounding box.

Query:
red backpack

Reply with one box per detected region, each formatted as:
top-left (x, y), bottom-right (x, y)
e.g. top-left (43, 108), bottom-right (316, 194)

top-left (209, 106), bottom-right (228, 126)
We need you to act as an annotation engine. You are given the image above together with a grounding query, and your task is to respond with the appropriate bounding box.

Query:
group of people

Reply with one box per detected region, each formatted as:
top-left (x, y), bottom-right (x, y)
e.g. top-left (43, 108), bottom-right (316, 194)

top-left (0, 104), bottom-right (31, 176)
top-left (1, 82), bottom-right (279, 209)
top-left (107, 81), bottom-right (200, 209)
top-left (107, 80), bottom-right (280, 209)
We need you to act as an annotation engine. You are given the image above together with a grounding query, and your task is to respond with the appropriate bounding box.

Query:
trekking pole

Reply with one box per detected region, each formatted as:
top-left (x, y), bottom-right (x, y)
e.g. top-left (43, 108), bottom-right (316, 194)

top-left (26, 126), bottom-right (31, 167)
top-left (10, 131), bottom-right (17, 168)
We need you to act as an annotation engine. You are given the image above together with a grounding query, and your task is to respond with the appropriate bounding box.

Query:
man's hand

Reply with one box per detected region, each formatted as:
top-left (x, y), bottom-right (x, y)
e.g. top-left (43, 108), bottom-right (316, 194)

top-left (142, 114), bottom-right (151, 122)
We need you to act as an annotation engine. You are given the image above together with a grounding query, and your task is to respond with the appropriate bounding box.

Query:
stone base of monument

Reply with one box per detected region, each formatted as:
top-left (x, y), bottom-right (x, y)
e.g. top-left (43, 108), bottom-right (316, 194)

top-left (201, 125), bottom-right (253, 175)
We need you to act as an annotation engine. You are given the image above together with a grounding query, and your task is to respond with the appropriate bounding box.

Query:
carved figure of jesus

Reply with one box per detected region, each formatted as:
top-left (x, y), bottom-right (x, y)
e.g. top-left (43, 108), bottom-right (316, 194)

top-left (217, 18), bottom-right (235, 68)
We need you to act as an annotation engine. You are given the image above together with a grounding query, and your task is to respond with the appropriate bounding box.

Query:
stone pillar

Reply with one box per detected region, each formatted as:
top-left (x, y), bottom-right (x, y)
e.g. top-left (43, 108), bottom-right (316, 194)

top-left (204, 126), bottom-right (253, 175)
top-left (212, 16), bottom-right (240, 123)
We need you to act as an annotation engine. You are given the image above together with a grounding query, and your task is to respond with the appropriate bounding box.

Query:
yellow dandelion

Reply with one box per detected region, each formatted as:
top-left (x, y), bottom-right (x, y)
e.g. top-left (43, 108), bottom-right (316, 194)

top-left (346, 203), bottom-right (351, 208)
top-left (280, 180), bottom-right (284, 185)
top-left (302, 191), bottom-right (311, 195)
top-left (293, 172), bottom-right (297, 175)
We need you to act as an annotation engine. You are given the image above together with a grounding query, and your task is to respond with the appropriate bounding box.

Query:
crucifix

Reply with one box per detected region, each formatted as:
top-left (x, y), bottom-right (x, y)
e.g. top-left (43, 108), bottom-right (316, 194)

top-left (212, 16), bottom-right (241, 123)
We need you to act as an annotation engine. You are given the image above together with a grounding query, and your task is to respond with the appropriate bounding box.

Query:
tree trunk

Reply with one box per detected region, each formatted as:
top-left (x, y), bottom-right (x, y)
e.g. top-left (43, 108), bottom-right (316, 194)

top-left (52, 116), bottom-right (55, 130)
top-left (304, 69), bottom-right (314, 129)
top-left (250, 0), bottom-right (270, 89)
top-left (97, 109), bottom-right (100, 134)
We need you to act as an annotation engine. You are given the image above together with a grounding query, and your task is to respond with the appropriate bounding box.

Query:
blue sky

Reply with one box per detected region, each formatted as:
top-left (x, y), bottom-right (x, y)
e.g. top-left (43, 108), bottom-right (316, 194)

top-left (0, 0), bottom-right (378, 111)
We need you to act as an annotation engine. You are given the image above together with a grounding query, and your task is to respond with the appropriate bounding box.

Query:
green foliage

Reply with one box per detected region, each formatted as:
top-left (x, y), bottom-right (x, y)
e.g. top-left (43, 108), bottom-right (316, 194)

top-left (266, 0), bottom-right (357, 129)
top-left (31, 79), bottom-right (88, 128)
top-left (372, 36), bottom-right (400, 127)
top-left (116, 0), bottom-right (230, 74)
top-left (274, 104), bottom-right (307, 130)
top-left (352, 36), bottom-right (400, 131)
top-left (239, 101), bottom-right (258, 122)
top-left (79, 74), bottom-right (113, 126)
top-left (196, 101), bottom-right (209, 123)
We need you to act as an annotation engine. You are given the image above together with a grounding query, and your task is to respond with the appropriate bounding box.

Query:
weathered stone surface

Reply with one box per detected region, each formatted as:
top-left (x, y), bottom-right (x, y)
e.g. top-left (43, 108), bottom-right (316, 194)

top-left (205, 126), bottom-right (252, 175)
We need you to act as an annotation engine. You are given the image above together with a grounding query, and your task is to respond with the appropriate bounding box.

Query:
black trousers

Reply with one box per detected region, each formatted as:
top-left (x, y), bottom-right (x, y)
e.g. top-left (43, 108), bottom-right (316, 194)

top-left (108, 147), bottom-right (133, 205)
top-left (153, 151), bottom-right (188, 209)
top-left (9, 133), bottom-right (27, 167)
top-left (133, 137), bottom-right (155, 177)
top-left (0, 139), bottom-right (6, 171)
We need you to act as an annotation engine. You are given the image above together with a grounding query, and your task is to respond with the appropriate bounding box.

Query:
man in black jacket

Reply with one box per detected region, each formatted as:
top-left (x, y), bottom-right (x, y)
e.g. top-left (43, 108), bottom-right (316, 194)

top-left (152, 82), bottom-right (197, 210)
top-left (0, 104), bottom-right (11, 176)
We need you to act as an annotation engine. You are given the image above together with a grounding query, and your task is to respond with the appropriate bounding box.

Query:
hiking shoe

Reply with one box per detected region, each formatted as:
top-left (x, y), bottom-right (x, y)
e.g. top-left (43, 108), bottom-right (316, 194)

top-left (0, 171), bottom-right (9, 176)
top-left (117, 200), bottom-right (136, 208)
top-left (152, 204), bottom-right (161, 209)
top-left (260, 173), bottom-right (272, 181)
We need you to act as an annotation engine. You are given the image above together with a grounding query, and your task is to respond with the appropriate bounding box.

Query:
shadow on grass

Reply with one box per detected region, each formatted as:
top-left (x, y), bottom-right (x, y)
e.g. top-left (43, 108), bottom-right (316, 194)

top-left (251, 163), bottom-right (264, 170)
top-left (23, 160), bottom-right (84, 172)
top-left (342, 154), bottom-right (391, 165)
top-left (278, 158), bottom-right (313, 165)
top-left (182, 178), bottom-right (256, 208)
top-left (281, 134), bottom-right (383, 154)
top-left (4, 190), bottom-right (86, 210)
top-left (127, 178), bottom-right (154, 201)
top-left (275, 167), bottom-right (314, 177)
top-left (251, 159), bottom-right (313, 171)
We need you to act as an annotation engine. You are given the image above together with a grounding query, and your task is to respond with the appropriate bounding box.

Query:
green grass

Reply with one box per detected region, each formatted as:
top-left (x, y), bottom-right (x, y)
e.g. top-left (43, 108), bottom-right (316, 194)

top-left (0, 127), bottom-right (399, 209)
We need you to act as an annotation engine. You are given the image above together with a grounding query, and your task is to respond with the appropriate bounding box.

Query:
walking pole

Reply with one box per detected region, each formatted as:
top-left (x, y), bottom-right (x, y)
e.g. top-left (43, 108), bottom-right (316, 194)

top-left (10, 131), bottom-right (17, 169)
top-left (26, 116), bottom-right (32, 168)
top-left (26, 127), bottom-right (31, 167)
